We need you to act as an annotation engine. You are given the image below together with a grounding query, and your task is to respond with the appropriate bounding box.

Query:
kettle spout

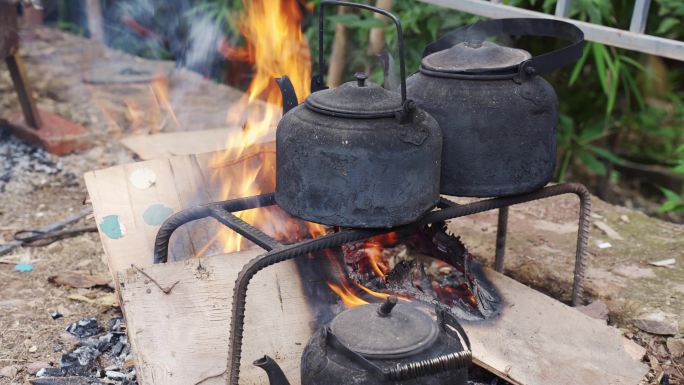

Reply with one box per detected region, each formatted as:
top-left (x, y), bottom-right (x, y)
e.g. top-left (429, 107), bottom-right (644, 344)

top-left (253, 355), bottom-right (291, 385)
top-left (275, 76), bottom-right (299, 115)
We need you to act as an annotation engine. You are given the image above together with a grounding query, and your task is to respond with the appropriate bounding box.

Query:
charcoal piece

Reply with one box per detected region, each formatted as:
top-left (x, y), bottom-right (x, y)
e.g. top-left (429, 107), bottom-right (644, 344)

top-left (30, 378), bottom-right (106, 385)
top-left (50, 311), bottom-right (63, 320)
top-left (65, 318), bottom-right (102, 338)
top-left (60, 346), bottom-right (101, 376)
top-left (108, 318), bottom-right (123, 332)
top-left (105, 370), bottom-right (126, 380)
top-left (35, 368), bottom-right (62, 377)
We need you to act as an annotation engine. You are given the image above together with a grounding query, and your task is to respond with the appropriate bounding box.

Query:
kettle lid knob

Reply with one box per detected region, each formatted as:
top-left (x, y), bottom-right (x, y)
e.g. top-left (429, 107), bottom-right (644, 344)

top-left (377, 295), bottom-right (398, 317)
top-left (354, 72), bottom-right (369, 87)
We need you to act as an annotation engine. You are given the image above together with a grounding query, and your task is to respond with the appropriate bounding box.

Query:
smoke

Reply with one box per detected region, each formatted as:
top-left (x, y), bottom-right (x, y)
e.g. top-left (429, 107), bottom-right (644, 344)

top-left (103, 0), bottom-right (227, 78)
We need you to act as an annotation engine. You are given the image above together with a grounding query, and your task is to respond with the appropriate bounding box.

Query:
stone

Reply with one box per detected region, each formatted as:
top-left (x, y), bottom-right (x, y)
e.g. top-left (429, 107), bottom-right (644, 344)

top-left (576, 300), bottom-right (610, 321)
top-left (634, 311), bottom-right (679, 335)
top-left (0, 365), bottom-right (20, 378)
top-left (26, 361), bottom-right (50, 375)
top-left (666, 337), bottom-right (684, 358)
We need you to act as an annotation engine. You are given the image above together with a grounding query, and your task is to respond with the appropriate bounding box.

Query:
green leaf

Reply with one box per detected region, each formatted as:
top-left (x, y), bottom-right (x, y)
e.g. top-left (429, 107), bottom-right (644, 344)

top-left (673, 163), bottom-right (684, 174)
top-left (660, 187), bottom-right (682, 202)
top-left (590, 146), bottom-right (626, 165)
top-left (578, 149), bottom-right (607, 175)
top-left (676, 143), bottom-right (684, 154)
top-left (427, 17), bottom-right (440, 39)
top-left (569, 44), bottom-right (591, 86)
top-left (592, 43), bottom-right (609, 96)
top-left (578, 118), bottom-right (607, 143)
top-left (656, 17), bottom-right (680, 35)
top-left (605, 58), bottom-right (620, 115)
top-left (657, 187), bottom-right (684, 213)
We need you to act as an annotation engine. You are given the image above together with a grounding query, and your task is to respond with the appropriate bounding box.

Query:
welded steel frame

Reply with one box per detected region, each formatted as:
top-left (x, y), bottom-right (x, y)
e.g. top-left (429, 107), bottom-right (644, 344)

top-left (153, 182), bottom-right (591, 385)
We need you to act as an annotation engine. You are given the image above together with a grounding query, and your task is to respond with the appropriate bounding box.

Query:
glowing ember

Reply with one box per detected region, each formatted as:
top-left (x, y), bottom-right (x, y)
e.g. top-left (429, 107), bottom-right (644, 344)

top-left (340, 226), bottom-right (501, 320)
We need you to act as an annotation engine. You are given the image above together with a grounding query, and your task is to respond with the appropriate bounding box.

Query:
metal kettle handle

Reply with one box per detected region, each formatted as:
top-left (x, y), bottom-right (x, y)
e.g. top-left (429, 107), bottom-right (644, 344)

top-left (422, 18), bottom-right (585, 76)
top-left (314, 0), bottom-right (408, 105)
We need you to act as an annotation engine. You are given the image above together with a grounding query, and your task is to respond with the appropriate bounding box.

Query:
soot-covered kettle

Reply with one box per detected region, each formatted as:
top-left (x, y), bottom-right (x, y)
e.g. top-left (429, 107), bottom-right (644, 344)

top-left (275, 0), bottom-right (442, 228)
top-left (255, 296), bottom-right (472, 385)
top-left (407, 18), bottom-right (584, 197)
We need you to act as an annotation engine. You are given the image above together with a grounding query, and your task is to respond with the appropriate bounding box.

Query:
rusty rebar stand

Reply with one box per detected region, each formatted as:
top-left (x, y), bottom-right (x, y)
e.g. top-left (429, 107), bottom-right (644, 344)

top-left (153, 182), bottom-right (591, 385)
top-left (0, 2), bottom-right (89, 155)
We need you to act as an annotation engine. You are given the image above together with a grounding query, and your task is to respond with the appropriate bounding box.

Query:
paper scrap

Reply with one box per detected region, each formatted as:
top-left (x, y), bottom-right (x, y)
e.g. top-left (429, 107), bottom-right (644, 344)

top-left (129, 168), bottom-right (157, 189)
top-left (649, 258), bottom-right (676, 267)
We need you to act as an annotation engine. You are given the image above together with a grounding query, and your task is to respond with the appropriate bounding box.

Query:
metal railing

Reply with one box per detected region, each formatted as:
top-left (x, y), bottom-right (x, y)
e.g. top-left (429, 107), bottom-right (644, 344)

top-left (419, 0), bottom-right (684, 61)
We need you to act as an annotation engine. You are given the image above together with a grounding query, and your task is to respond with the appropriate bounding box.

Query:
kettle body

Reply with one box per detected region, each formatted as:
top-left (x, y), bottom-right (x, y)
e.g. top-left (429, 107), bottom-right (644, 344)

top-left (407, 18), bottom-right (584, 197)
top-left (276, 100), bottom-right (441, 228)
top-left (408, 70), bottom-right (558, 197)
top-left (300, 325), bottom-right (468, 385)
top-left (255, 296), bottom-right (472, 385)
top-left (275, 0), bottom-right (442, 227)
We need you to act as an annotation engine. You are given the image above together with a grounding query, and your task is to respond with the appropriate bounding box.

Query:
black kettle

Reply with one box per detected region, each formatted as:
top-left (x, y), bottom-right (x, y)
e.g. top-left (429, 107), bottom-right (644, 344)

top-left (407, 18), bottom-right (584, 197)
top-left (275, 0), bottom-right (442, 228)
top-left (255, 296), bottom-right (471, 385)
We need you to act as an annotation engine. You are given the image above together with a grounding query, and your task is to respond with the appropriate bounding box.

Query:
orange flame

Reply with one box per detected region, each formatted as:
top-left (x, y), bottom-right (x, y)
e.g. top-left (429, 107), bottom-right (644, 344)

top-left (205, 0), bottom-right (325, 254)
top-left (327, 282), bottom-right (370, 307)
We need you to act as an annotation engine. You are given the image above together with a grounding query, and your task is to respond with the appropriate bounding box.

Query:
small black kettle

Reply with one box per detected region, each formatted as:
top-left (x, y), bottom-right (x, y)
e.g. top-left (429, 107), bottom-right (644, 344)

top-left (255, 296), bottom-right (472, 385)
top-left (275, 0), bottom-right (442, 228)
top-left (407, 18), bottom-right (584, 197)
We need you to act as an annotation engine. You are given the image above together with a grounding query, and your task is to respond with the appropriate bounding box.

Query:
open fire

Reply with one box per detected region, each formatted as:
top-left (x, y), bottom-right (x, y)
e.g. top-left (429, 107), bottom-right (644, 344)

top-left (207, 0), bottom-right (322, 253)
top-left (102, 0), bottom-right (501, 320)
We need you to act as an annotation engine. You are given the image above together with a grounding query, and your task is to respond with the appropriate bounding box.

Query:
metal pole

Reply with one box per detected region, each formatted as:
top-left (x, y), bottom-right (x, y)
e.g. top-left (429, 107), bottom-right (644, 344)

top-left (629, 0), bottom-right (652, 34)
top-left (5, 54), bottom-right (42, 129)
top-left (494, 206), bottom-right (508, 272)
top-left (555, 0), bottom-right (571, 17)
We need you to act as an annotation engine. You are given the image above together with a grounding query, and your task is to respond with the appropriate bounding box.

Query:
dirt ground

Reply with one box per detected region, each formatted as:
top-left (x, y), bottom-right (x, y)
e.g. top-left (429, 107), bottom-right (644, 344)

top-left (1, 26), bottom-right (682, 384)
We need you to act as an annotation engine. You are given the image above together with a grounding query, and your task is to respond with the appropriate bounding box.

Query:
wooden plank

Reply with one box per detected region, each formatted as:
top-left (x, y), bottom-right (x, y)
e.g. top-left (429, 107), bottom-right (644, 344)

top-left (88, 149), bottom-right (646, 385)
top-left (85, 159), bottom-right (191, 275)
top-left (118, 128), bottom-right (256, 160)
top-left (84, 143), bottom-right (277, 275)
top-left (467, 269), bottom-right (648, 385)
top-left (119, 249), bottom-right (647, 385)
top-left (119, 249), bottom-right (314, 385)
top-left (418, 0), bottom-right (684, 62)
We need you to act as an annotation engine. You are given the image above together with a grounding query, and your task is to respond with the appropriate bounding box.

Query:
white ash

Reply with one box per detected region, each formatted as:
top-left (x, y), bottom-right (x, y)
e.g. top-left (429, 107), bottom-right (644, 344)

top-left (0, 131), bottom-right (78, 193)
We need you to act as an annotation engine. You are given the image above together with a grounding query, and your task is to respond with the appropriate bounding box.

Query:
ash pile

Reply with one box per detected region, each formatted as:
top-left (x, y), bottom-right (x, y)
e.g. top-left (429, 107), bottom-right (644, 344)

top-left (31, 317), bottom-right (137, 385)
top-left (0, 130), bottom-right (78, 194)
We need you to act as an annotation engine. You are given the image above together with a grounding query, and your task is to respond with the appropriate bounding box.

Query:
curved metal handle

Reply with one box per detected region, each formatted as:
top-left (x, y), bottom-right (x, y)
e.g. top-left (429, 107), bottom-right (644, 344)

top-left (314, 0), bottom-right (407, 104)
top-left (324, 313), bottom-right (472, 382)
top-left (422, 18), bottom-right (585, 76)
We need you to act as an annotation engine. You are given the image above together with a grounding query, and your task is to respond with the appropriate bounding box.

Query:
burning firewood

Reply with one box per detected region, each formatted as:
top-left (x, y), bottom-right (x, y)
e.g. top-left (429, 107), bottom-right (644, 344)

top-left (303, 224), bottom-right (502, 321)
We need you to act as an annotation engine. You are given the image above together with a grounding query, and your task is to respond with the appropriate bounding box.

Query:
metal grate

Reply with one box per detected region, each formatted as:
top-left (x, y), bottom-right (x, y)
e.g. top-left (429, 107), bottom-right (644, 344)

top-left (419, 0), bottom-right (684, 61)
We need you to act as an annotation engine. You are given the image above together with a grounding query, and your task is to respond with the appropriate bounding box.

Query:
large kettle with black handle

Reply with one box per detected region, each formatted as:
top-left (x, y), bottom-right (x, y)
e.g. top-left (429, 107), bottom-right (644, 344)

top-left (407, 18), bottom-right (584, 197)
top-left (275, 0), bottom-right (442, 228)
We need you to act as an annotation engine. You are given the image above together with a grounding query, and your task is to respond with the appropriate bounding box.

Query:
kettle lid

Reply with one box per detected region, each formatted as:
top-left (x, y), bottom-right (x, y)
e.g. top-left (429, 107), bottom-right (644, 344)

top-left (329, 298), bottom-right (439, 359)
top-left (421, 41), bottom-right (531, 74)
top-left (306, 72), bottom-right (402, 119)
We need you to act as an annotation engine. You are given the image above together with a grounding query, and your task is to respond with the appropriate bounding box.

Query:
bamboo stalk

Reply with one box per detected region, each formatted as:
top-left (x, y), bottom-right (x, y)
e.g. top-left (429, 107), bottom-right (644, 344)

top-left (85, 0), bottom-right (105, 43)
top-left (326, 7), bottom-right (349, 88)
top-left (368, 0), bottom-right (393, 55)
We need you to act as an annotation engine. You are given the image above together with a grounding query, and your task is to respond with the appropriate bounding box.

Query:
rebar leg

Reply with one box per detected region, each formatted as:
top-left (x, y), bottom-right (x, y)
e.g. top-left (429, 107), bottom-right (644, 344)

top-left (571, 186), bottom-right (592, 306)
top-left (6, 54), bottom-right (41, 129)
top-left (494, 206), bottom-right (509, 273)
